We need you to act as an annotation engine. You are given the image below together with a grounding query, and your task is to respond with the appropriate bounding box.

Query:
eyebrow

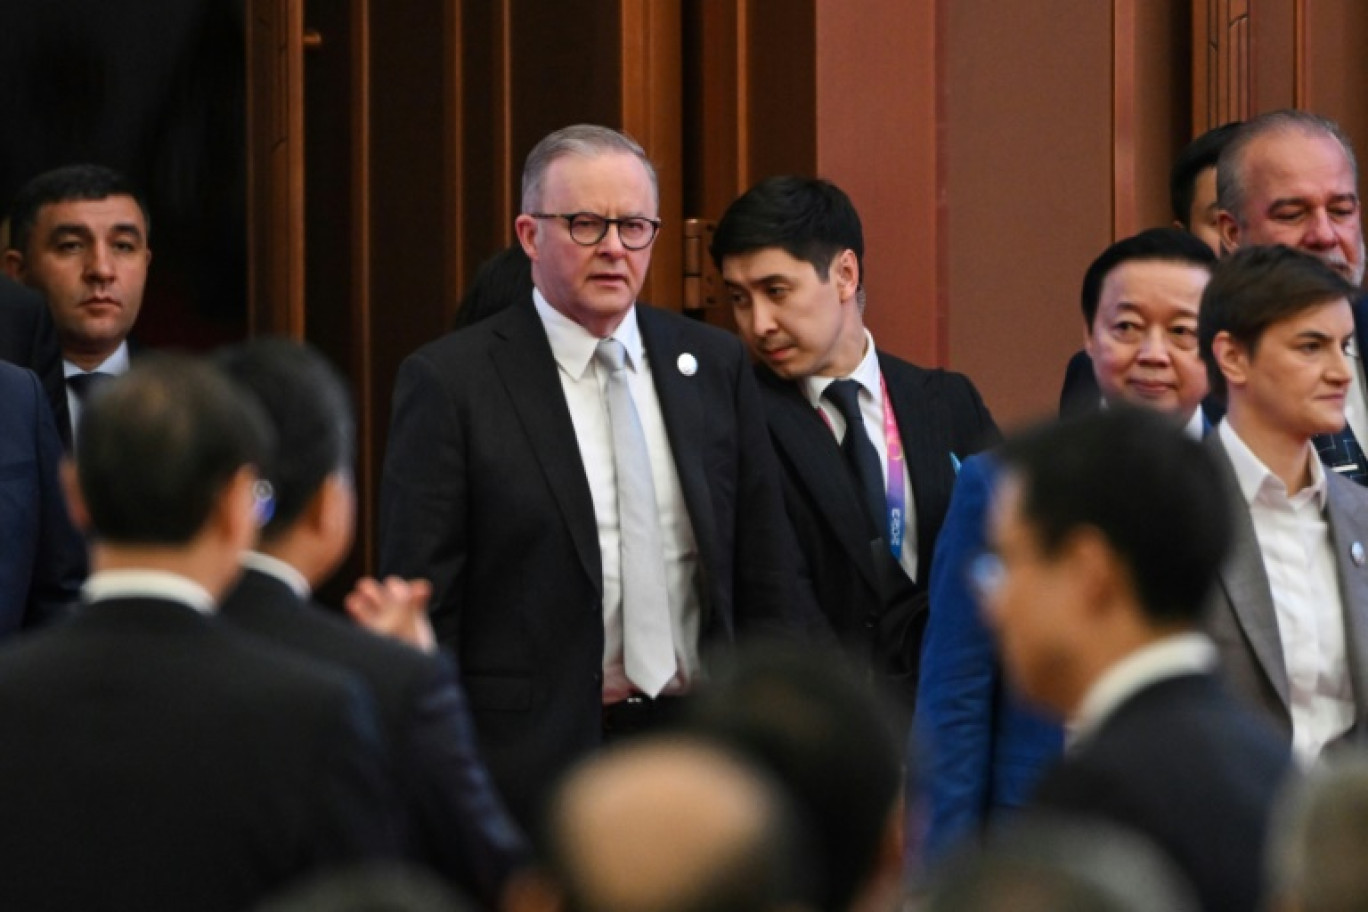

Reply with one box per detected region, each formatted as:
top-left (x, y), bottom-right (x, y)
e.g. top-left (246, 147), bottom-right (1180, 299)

top-left (1268, 192), bottom-right (1359, 208)
top-left (48, 222), bottom-right (145, 241)
top-left (724, 273), bottom-right (794, 289)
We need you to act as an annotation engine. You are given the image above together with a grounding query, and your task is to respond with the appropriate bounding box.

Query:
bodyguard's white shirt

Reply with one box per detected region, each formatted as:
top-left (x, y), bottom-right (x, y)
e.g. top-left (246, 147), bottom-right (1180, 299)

top-left (1069, 632), bottom-right (1218, 748)
top-left (242, 551), bottom-right (312, 601)
top-left (1220, 420), bottom-right (1354, 761)
top-left (802, 330), bottom-right (919, 583)
top-left (82, 569), bottom-right (215, 615)
top-left (533, 290), bottom-right (700, 702)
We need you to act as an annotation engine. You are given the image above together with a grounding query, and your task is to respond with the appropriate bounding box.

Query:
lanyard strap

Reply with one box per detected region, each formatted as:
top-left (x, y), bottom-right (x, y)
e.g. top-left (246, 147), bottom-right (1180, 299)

top-left (818, 372), bottom-right (907, 559)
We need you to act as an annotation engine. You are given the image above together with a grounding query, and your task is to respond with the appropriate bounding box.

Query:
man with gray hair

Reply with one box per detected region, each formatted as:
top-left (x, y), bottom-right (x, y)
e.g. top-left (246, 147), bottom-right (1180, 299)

top-left (380, 124), bottom-right (811, 829)
top-left (1217, 109), bottom-right (1368, 484)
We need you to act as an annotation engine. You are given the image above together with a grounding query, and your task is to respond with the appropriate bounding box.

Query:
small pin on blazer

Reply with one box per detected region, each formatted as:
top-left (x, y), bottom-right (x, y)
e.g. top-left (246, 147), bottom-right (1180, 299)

top-left (677, 353), bottom-right (697, 377)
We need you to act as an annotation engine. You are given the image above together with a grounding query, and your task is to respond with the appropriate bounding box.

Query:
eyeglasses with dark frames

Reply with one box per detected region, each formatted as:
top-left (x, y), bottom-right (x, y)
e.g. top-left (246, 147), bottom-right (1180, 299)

top-left (529, 212), bottom-right (661, 250)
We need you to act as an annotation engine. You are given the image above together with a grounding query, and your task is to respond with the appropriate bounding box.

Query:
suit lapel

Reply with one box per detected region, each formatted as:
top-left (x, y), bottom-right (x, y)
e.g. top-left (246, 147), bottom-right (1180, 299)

top-left (756, 367), bottom-right (880, 590)
top-left (490, 303), bottom-right (602, 590)
top-left (1208, 436), bottom-right (1290, 708)
top-left (1325, 473), bottom-right (1368, 730)
top-left (636, 306), bottom-right (718, 582)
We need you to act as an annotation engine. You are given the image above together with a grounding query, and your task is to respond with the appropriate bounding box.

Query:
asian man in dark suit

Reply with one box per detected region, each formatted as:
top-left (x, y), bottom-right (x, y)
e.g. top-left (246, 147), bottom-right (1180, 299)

top-left (379, 125), bottom-right (810, 830)
top-left (710, 176), bottom-right (999, 712)
top-left (983, 407), bottom-right (1292, 912)
top-left (218, 337), bottom-right (528, 906)
top-left (0, 355), bottom-right (402, 912)
top-left (1199, 244), bottom-right (1368, 761)
top-left (0, 274), bottom-right (70, 447)
top-left (0, 358), bottom-right (85, 632)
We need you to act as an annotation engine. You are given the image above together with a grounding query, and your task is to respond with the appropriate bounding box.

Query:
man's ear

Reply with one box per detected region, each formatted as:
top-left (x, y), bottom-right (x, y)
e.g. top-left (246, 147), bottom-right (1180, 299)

top-left (60, 460), bottom-right (92, 534)
top-left (833, 249), bottom-right (860, 304)
top-left (515, 215), bottom-right (541, 262)
top-left (2, 248), bottom-right (26, 281)
top-left (1217, 210), bottom-right (1241, 257)
top-left (213, 468), bottom-right (261, 554)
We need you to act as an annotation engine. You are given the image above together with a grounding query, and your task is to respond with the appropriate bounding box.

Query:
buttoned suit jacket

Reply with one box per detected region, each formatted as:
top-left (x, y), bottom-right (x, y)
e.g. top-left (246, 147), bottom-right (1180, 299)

top-left (1204, 434), bottom-right (1368, 747)
top-left (0, 276), bottom-right (69, 450)
top-left (220, 567), bottom-right (529, 906)
top-left (0, 360), bottom-right (86, 634)
top-left (379, 298), bottom-right (811, 827)
top-left (1030, 672), bottom-right (1292, 912)
top-left (756, 352), bottom-right (999, 708)
top-left (0, 596), bottom-right (402, 912)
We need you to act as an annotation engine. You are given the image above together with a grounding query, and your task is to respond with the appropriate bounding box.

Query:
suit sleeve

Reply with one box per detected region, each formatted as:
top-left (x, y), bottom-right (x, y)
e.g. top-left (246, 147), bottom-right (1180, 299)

top-left (400, 654), bottom-right (530, 906)
top-left (24, 368), bottom-right (86, 628)
top-left (914, 453), bottom-right (1002, 863)
top-left (379, 352), bottom-right (468, 647)
top-left (728, 339), bottom-right (819, 639)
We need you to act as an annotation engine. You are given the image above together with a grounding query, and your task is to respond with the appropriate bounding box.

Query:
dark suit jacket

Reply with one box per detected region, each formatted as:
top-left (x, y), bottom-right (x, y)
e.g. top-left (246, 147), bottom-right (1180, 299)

top-left (756, 352), bottom-right (999, 708)
top-left (1205, 435), bottom-right (1368, 747)
top-left (0, 276), bottom-right (70, 449)
top-left (1030, 672), bottom-right (1292, 912)
top-left (0, 596), bottom-right (402, 912)
top-left (0, 360), bottom-right (86, 633)
top-left (220, 566), bottom-right (529, 904)
top-left (379, 299), bottom-right (809, 827)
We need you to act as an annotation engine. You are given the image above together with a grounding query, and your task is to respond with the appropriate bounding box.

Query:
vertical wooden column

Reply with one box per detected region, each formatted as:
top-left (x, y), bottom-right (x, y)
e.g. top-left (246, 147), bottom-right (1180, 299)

top-left (245, 0), bottom-right (307, 337)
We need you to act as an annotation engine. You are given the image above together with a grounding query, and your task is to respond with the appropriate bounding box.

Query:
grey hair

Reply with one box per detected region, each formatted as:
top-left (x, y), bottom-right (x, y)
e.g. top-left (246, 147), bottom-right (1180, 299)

top-left (519, 124), bottom-right (659, 214)
top-left (1217, 109), bottom-right (1359, 226)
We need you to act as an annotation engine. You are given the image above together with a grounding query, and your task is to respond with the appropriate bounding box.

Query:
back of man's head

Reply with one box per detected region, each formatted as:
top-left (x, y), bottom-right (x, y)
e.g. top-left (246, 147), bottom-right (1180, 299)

top-left (679, 645), bottom-right (901, 912)
top-left (7, 163), bottom-right (151, 254)
top-left (77, 353), bottom-right (271, 545)
top-left (1269, 752), bottom-right (1368, 912)
top-left (216, 337), bottom-right (354, 543)
top-left (997, 407), bottom-right (1231, 626)
top-left (1079, 228), bottom-right (1217, 330)
top-left (1197, 244), bottom-right (1357, 402)
top-left (710, 175), bottom-right (865, 289)
top-left (1170, 122), bottom-right (1242, 228)
top-left (542, 735), bottom-right (809, 912)
top-left (1216, 110), bottom-right (1358, 225)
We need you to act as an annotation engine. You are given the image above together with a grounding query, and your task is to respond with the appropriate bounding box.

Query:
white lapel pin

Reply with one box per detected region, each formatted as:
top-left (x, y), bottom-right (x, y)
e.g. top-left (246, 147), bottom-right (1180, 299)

top-left (1352, 542), bottom-right (1365, 567)
top-left (677, 353), bottom-right (697, 377)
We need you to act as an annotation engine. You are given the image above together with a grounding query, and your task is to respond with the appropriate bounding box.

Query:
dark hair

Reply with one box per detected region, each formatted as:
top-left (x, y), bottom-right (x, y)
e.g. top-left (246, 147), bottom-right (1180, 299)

top-left (1217, 110), bottom-right (1359, 224)
top-left (77, 354), bottom-right (272, 545)
top-left (453, 244), bottom-right (533, 329)
top-left (1079, 228), bottom-right (1217, 329)
top-left (709, 176), bottom-right (865, 289)
top-left (679, 644), bottom-right (900, 912)
top-left (216, 337), bottom-right (354, 541)
top-left (1170, 122), bottom-right (1242, 227)
top-left (1198, 244), bottom-right (1357, 401)
top-left (997, 407), bottom-right (1231, 625)
top-left (7, 163), bottom-right (151, 253)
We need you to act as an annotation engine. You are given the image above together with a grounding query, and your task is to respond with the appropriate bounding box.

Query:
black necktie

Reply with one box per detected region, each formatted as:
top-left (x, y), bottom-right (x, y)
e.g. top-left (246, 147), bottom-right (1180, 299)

top-left (1314, 424), bottom-right (1368, 486)
top-left (822, 379), bottom-right (886, 535)
top-left (66, 371), bottom-right (115, 403)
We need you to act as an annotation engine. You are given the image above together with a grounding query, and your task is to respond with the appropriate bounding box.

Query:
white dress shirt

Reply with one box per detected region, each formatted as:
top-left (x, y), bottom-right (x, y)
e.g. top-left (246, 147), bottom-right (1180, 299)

top-left (82, 568), bottom-right (216, 615)
top-left (1069, 632), bottom-right (1218, 748)
top-left (801, 330), bottom-right (919, 583)
top-left (533, 290), bottom-right (700, 702)
top-left (241, 551), bottom-right (312, 601)
top-left (1220, 420), bottom-right (1354, 761)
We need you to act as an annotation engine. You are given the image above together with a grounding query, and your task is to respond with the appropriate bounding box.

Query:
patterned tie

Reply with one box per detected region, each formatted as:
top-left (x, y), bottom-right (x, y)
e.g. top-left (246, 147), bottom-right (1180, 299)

top-left (822, 379), bottom-right (886, 536)
top-left (66, 371), bottom-right (115, 404)
top-left (1314, 425), bottom-right (1368, 486)
top-left (594, 338), bottom-right (676, 696)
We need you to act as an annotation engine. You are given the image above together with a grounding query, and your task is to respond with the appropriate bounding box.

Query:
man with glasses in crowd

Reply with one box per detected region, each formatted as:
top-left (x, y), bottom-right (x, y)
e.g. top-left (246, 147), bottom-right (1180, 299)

top-left (380, 124), bottom-right (810, 829)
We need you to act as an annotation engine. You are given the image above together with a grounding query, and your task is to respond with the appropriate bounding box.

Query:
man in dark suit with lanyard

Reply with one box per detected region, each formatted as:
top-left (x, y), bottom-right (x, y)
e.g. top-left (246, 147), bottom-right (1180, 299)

top-left (379, 124), bottom-right (811, 829)
top-left (710, 176), bottom-right (999, 712)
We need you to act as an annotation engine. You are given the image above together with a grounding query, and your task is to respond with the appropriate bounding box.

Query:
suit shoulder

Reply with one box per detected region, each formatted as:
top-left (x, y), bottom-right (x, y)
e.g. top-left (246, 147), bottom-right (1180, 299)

top-left (877, 350), bottom-right (983, 396)
top-left (639, 304), bottom-right (746, 353)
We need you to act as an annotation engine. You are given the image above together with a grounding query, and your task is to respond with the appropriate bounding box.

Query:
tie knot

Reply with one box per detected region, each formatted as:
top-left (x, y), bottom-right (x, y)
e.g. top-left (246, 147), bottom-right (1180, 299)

top-left (595, 338), bottom-right (629, 374)
top-left (67, 371), bottom-right (115, 402)
top-left (822, 379), bottom-right (864, 424)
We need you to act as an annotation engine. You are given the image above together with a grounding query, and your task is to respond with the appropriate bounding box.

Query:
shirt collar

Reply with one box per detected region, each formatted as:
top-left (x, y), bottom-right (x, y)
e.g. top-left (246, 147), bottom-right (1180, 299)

top-left (241, 551), bottom-right (312, 601)
top-left (1219, 420), bottom-right (1328, 511)
top-left (801, 330), bottom-right (879, 409)
top-left (64, 341), bottom-right (131, 379)
top-left (533, 288), bottom-right (644, 380)
top-left (82, 569), bottom-right (216, 615)
top-left (1070, 632), bottom-right (1217, 746)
